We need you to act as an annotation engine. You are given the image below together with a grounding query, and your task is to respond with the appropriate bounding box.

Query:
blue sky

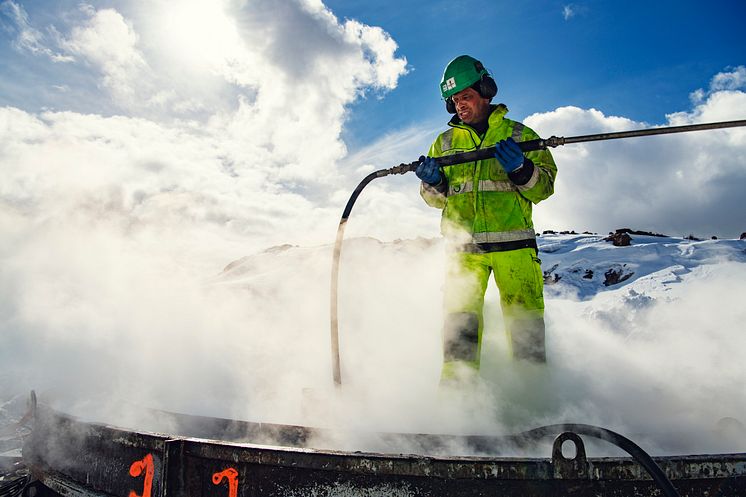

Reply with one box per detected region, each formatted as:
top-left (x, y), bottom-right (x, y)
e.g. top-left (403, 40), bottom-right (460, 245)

top-left (327, 0), bottom-right (746, 149)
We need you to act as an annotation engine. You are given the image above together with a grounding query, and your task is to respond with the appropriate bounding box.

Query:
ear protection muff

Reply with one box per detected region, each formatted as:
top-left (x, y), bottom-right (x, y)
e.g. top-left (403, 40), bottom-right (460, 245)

top-left (444, 61), bottom-right (498, 113)
top-left (474, 61), bottom-right (498, 100)
top-left (445, 97), bottom-right (457, 114)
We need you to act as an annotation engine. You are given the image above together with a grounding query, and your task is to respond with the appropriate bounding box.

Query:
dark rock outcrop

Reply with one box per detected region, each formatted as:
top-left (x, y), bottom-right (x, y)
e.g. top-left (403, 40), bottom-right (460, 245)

top-left (614, 228), bottom-right (668, 237)
top-left (604, 232), bottom-right (632, 246)
top-left (604, 265), bottom-right (634, 286)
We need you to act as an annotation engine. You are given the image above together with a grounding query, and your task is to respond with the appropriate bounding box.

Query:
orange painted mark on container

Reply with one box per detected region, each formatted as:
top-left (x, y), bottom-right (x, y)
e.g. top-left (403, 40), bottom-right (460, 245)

top-left (128, 453), bottom-right (154, 497)
top-left (212, 468), bottom-right (239, 497)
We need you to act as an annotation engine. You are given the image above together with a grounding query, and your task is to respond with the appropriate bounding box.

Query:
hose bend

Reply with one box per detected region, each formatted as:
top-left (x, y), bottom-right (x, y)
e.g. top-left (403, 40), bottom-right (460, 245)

top-left (330, 162), bottom-right (417, 386)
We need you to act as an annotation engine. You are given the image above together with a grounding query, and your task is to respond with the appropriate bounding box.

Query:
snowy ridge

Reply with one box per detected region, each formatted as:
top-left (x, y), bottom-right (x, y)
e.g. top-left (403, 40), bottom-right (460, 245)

top-left (537, 233), bottom-right (746, 300)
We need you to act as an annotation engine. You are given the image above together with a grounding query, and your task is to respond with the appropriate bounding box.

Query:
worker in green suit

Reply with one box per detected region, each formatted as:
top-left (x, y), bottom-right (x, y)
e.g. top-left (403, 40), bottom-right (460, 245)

top-left (416, 55), bottom-right (557, 382)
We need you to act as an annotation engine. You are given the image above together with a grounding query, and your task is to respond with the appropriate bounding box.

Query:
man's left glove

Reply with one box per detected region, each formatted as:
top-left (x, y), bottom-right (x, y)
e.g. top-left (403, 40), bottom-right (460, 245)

top-left (494, 137), bottom-right (525, 173)
top-left (415, 156), bottom-right (443, 185)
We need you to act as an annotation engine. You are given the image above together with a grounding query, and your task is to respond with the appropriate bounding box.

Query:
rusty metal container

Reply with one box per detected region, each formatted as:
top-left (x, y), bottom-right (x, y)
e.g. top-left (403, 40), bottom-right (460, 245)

top-left (23, 398), bottom-right (746, 497)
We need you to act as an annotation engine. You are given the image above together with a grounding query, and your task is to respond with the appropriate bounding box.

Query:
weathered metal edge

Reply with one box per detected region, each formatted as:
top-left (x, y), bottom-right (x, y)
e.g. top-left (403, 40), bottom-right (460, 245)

top-left (29, 403), bottom-right (746, 482)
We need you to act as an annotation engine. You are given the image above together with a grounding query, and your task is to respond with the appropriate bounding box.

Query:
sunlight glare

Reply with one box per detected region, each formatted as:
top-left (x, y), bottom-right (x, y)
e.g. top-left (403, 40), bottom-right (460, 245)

top-left (160, 0), bottom-right (242, 73)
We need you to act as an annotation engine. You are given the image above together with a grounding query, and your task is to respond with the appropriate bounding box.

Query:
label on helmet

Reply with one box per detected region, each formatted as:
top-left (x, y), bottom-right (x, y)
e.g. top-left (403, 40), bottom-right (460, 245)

top-left (442, 77), bottom-right (456, 93)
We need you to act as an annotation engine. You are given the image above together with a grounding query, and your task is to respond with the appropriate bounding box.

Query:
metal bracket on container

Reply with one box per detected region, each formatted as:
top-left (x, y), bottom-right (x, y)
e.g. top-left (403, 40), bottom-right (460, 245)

top-left (552, 432), bottom-right (589, 479)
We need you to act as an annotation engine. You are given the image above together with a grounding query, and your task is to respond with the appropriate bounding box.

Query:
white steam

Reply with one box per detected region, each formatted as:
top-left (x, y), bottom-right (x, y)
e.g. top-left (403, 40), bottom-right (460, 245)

top-left (1, 0), bottom-right (745, 460)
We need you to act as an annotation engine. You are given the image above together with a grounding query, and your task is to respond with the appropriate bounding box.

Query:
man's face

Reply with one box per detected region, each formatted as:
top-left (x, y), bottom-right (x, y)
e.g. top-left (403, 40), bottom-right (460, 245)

top-left (451, 87), bottom-right (491, 124)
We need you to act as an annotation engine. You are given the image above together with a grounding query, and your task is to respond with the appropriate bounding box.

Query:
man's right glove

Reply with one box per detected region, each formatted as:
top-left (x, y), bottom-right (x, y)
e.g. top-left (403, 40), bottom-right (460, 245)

top-left (415, 156), bottom-right (442, 185)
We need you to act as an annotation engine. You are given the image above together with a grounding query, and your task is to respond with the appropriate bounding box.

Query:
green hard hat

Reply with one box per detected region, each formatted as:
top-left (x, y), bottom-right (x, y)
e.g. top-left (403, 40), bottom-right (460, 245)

top-left (440, 55), bottom-right (489, 99)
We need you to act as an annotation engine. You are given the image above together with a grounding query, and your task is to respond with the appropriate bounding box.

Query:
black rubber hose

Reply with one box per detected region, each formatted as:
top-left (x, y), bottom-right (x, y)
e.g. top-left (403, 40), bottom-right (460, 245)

top-left (433, 119), bottom-right (746, 166)
top-left (330, 169), bottom-right (395, 385)
top-left (512, 423), bottom-right (680, 497)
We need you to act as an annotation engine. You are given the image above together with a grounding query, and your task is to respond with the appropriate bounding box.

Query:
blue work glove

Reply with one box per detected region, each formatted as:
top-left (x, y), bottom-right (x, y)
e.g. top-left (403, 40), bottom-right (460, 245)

top-left (415, 155), bottom-right (442, 185)
top-left (494, 137), bottom-right (525, 173)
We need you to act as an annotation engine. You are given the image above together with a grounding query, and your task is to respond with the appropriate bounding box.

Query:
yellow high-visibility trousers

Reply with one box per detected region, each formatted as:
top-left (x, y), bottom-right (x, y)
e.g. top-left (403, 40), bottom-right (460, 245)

top-left (441, 247), bottom-right (545, 381)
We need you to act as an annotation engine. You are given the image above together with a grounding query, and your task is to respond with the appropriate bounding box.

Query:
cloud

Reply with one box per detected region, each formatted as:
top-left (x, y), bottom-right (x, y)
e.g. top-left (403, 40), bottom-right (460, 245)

top-left (76, 0), bottom-right (410, 125)
top-left (207, 0), bottom-right (409, 178)
top-left (523, 82), bottom-right (746, 238)
top-left (690, 65), bottom-right (746, 104)
top-left (561, 3), bottom-right (589, 21)
top-left (3, 0), bottom-right (409, 130)
top-left (59, 5), bottom-right (147, 104)
top-left (709, 65), bottom-right (746, 91)
top-left (0, 0), bottom-right (411, 282)
top-left (0, 0), bottom-right (73, 61)
top-left (0, 106), bottom-right (342, 269)
top-left (562, 5), bottom-right (575, 20)
top-left (343, 19), bottom-right (408, 91)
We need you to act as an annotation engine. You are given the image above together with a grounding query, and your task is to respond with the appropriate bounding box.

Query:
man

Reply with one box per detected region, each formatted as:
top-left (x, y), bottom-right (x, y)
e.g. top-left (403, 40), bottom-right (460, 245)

top-left (416, 55), bottom-right (557, 382)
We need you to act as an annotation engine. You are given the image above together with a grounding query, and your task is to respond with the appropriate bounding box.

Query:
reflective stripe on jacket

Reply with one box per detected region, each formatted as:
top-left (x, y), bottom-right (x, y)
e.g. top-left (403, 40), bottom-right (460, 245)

top-left (420, 104), bottom-right (557, 249)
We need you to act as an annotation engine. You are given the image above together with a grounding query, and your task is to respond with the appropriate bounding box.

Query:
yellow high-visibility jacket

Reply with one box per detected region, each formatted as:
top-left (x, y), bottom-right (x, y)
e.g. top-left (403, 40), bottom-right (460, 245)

top-left (420, 104), bottom-right (557, 250)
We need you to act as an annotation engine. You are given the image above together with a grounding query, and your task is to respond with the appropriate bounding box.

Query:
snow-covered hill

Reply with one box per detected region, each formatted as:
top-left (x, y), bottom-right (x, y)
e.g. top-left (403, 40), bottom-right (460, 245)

top-left (538, 231), bottom-right (746, 299)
